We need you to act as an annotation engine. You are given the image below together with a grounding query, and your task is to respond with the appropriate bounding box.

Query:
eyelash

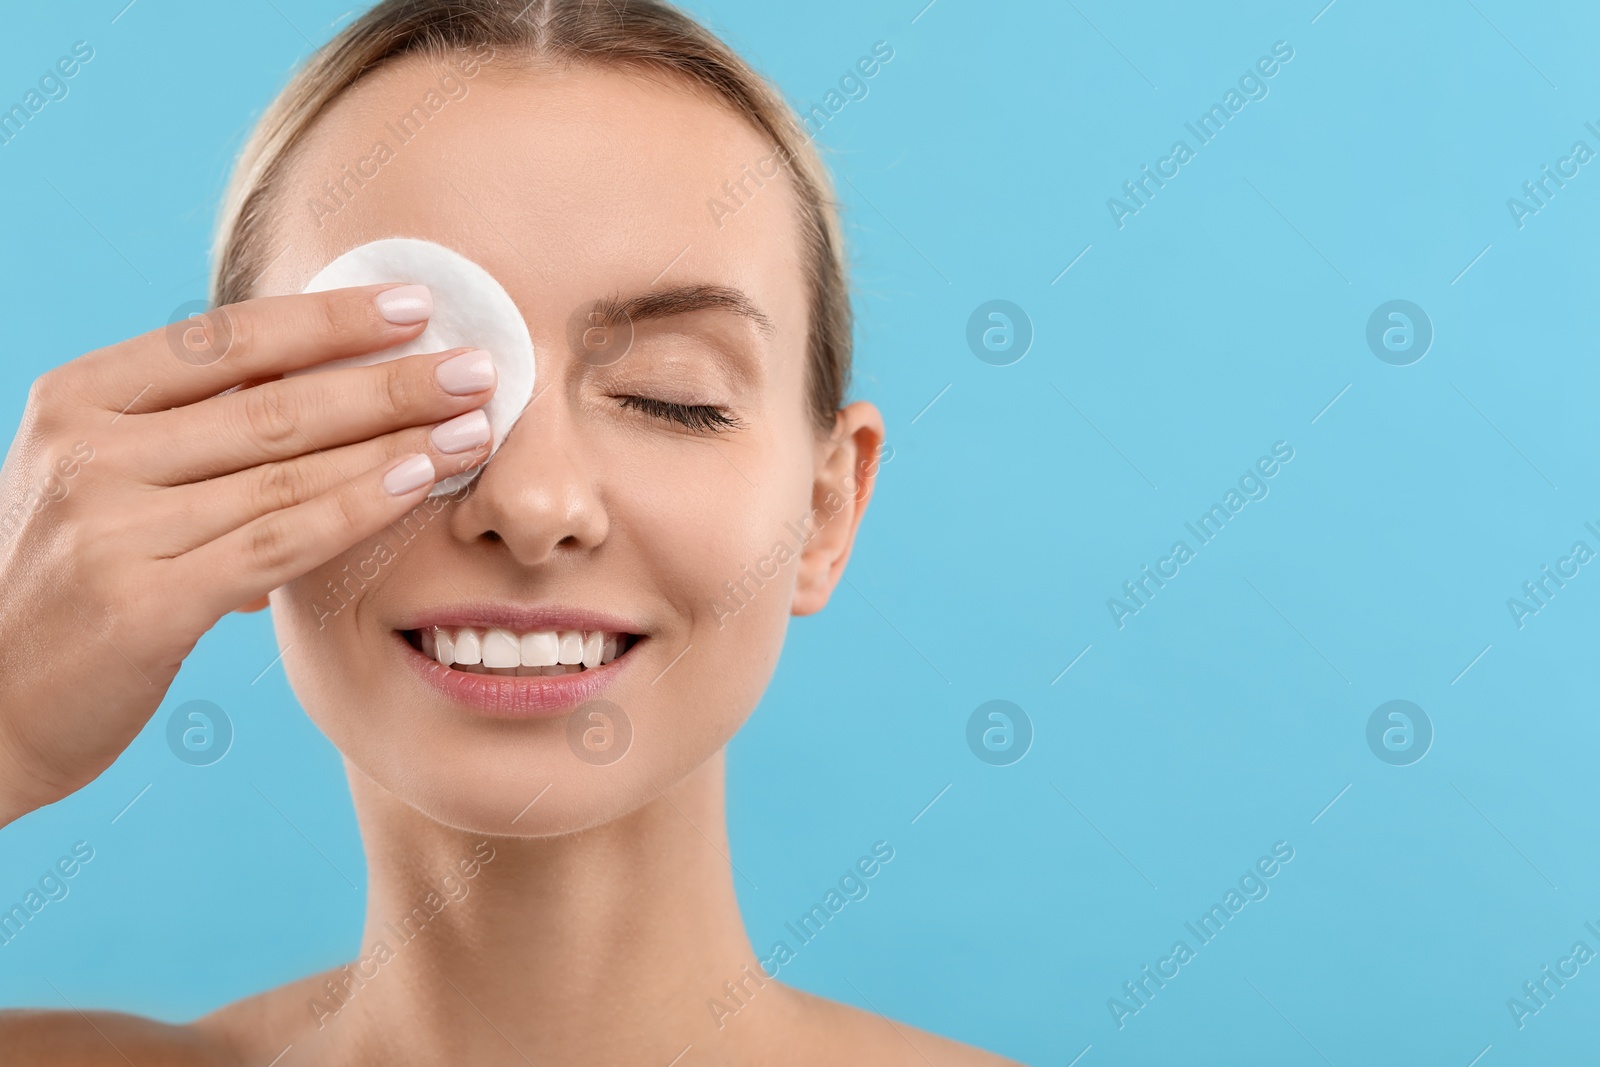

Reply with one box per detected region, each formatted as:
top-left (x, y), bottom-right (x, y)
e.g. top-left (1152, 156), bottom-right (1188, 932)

top-left (616, 395), bottom-right (741, 433)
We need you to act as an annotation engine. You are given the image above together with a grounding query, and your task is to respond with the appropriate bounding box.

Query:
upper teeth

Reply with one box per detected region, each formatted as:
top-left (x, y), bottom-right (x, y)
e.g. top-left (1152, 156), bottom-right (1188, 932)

top-left (420, 627), bottom-right (623, 671)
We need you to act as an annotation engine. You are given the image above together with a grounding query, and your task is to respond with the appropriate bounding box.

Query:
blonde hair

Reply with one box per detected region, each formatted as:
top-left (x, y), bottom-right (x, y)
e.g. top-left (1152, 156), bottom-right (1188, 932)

top-left (211, 0), bottom-right (850, 431)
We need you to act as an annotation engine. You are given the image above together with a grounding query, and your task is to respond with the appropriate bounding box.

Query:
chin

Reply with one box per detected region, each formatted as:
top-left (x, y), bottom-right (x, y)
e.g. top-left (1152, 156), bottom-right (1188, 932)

top-left (345, 718), bottom-right (709, 838)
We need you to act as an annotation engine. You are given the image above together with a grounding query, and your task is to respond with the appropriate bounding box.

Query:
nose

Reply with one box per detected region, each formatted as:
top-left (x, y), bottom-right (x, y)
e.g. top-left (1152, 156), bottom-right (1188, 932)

top-left (449, 386), bottom-right (609, 566)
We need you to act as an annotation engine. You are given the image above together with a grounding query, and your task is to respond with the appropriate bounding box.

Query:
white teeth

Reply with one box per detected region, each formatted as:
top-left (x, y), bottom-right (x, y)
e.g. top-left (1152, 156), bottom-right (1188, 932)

top-left (482, 628), bottom-right (520, 668)
top-left (520, 631), bottom-right (559, 667)
top-left (454, 627), bottom-right (483, 666)
top-left (421, 626), bottom-right (630, 672)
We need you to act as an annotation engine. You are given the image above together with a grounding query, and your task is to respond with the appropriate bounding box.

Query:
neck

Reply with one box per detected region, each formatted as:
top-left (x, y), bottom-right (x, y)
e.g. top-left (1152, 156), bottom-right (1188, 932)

top-left (317, 750), bottom-right (775, 1064)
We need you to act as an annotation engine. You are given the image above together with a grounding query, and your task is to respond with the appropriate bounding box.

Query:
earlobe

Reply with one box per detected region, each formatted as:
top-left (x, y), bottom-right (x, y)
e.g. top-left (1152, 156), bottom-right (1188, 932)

top-left (235, 594), bottom-right (271, 614)
top-left (791, 401), bottom-right (886, 617)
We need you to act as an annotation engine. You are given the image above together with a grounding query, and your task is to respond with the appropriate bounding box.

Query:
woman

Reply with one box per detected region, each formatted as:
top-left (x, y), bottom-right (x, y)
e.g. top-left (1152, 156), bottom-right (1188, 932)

top-left (0, 1), bottom-right (1015, 1062)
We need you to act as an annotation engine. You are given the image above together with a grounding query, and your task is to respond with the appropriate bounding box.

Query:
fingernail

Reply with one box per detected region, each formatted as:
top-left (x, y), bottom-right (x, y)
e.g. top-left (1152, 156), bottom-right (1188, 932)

top-left (383, 453), bottom-right (435, 495)
top-left (435, 349), bottom-right (496, 395)
top-left (431, 409), bottom-right (491, 454)
top-left (376, 284), bottom-right (433, 325)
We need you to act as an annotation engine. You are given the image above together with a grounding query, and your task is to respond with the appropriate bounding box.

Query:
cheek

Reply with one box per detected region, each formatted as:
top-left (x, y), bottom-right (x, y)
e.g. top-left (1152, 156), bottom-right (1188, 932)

top-left (275, 490), bottom-right (452, 645)
top-left (615, 429), bottom-right (811, 712)
top-left (267, 534), bottom-right (410, 735)
top-left (276, 537), bottom-right (391, 641)
top-left (619, 433), bottom-right (806, 622)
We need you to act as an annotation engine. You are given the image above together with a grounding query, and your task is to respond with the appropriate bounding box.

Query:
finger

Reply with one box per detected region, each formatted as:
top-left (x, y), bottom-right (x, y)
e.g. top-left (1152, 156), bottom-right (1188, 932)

top-left (72, 283), bottom-right (436, 414)
top-left (180, 452), bottom-right (443, 622)
top-left (133, 347), bottom-right (496, 484)
top-left (154, 412), bottom-right (492, 555)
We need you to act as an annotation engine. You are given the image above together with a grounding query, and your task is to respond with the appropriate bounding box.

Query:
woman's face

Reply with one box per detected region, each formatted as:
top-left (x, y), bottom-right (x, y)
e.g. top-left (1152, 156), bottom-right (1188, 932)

top-left (256, 52), bottom-right (874, 834)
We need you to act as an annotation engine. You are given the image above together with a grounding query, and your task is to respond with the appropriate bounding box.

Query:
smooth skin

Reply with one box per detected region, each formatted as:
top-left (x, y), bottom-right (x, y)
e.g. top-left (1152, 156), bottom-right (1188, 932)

top-left (0, 55), bottom-right (1017, 1066)
top-left (0, 290), bottom-right (495, 825)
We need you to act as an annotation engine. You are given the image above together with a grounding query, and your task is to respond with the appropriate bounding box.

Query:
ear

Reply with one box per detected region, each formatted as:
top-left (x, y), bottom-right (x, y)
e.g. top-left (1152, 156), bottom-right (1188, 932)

top-left (792, 401), bottom-right (886, 617)
top-left (235, 595), bottom-right (271, 613)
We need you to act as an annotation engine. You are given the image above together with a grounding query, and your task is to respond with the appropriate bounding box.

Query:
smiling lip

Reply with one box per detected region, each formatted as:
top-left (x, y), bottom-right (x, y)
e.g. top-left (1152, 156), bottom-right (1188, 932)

top-left (396, 604), bottom-right (645, 719)
top-left (399, 605), bottom-right (644, 635)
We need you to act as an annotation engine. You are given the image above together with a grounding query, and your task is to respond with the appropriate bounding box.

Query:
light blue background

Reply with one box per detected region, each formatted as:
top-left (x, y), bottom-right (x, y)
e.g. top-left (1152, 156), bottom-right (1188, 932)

top-left (3, 2), bottom-right (1598, 1064)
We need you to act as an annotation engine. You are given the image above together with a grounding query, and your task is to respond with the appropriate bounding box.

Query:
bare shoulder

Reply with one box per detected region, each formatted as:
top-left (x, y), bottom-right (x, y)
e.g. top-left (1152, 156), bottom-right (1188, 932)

top-left (0, 968), bottom-right (338, 1066)
top-left (0, 1007), bottom-right (227, 1066)
top-left (779, 985), bottom-right (1022, 1066)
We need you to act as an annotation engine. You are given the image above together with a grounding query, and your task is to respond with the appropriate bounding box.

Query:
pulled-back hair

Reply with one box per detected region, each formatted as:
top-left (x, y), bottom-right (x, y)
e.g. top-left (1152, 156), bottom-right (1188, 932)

top-left (211, 0), bottom-right (850, 430)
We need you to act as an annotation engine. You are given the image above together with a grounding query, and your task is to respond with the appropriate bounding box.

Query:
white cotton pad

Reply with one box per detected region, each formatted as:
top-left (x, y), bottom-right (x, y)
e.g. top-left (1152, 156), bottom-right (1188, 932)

top-left (292, 237), bottom-right (536, 497)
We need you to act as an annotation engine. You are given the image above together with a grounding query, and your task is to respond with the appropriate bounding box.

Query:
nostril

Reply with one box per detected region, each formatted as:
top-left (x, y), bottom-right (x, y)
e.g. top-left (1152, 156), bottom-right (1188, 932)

top-left (482, 530), bottom-right (504, 543)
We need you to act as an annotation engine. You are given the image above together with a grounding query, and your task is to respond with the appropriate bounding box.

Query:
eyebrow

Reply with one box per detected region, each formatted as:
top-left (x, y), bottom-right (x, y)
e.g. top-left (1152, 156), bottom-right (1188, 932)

top-left (593, 284), bottom-right (776, 336)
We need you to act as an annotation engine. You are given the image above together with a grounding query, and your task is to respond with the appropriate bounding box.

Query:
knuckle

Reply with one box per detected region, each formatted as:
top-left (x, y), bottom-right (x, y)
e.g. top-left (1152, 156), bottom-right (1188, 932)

top-left (254, 458), bottom-right (317, 512)
top-left (245, 515), bottom-right (297, 574)
top-left (56, 538), bottom-right (126, 634)
top-left (167, 307), bottom-right (237, 366)
top-left (45, 516), bottom-right (91, 576)
top-left (25, 368), bottom-right (60, 409)
top-left (332, 483), bottom-right (371, 536)
top-left (25, 368), bottom-right (74, 427)
top-left (377, 363), bottom-right (415, 421)
top-left (204, 303), bottom-right (247, 363)
top-left (315, 290), bottom-right (367, 350)
top-left (239, 385), bottom-right (301, 449)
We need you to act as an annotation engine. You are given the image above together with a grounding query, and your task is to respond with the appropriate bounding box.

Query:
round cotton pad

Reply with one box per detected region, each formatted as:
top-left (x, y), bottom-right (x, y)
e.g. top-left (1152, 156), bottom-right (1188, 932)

top-left (292, 237), bottom-right (536, 497)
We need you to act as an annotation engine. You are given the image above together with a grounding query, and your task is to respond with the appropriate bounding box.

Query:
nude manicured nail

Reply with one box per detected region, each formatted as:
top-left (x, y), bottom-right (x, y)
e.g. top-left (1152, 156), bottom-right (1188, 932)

top-left (383, 453), bottom-right (435, 495)
top-left (375, 284), bottom-right (433, 325)
top-left (431, 409), bottom-right (491, 454)
top-left (435, 349), bottom-right (496, 394)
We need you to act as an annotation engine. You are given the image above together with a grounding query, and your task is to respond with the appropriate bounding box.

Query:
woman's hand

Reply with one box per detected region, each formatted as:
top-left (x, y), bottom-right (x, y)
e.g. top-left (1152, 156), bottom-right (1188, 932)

top-left (0, 283), bottom-right (498, 826)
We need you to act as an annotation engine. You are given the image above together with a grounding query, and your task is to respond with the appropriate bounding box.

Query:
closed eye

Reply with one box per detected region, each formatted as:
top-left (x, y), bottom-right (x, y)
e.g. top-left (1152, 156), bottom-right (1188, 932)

top-left (616, 395), bottom-right (742, 433)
